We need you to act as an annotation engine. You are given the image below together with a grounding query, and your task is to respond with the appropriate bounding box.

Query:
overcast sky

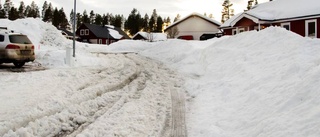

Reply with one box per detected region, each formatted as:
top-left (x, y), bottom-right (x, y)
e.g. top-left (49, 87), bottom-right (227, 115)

top-left (10, 0), bottom-right (269, 22)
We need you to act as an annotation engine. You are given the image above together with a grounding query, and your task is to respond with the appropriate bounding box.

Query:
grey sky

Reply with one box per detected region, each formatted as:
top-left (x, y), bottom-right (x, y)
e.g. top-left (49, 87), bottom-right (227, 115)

top-left (10, 0), bottom-right (269, 22)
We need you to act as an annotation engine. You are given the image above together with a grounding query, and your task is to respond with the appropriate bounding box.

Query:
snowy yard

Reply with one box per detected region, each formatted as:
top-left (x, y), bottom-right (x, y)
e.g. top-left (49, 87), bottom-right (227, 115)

top-left (1, 18), bottom-right (320, 137)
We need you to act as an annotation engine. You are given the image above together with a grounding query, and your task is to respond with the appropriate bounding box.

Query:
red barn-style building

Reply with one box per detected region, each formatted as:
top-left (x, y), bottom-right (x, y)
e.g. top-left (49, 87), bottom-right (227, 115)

top-left (220, 0), bottom-right (320, 39)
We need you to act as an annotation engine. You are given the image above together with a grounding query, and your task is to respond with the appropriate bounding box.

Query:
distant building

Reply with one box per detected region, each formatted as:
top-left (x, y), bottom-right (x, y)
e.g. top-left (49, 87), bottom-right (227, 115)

top-left (164, 13), bottom-right (221, 40)
top-left (220, 0), bottom-right (320, 39)
top-left (58, 28), bottom-right (78, 40)
top-left (76, 23), bottom-right (130, 45)
top-left (132, 32), bottom-right (167, 42)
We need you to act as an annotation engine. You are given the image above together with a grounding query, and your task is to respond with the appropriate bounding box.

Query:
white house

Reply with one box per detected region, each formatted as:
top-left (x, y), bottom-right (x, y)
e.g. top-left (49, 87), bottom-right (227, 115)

top-left (164, 12), bottom-right (221, 40)
top-left (132, 32), bottom-right (167, 42)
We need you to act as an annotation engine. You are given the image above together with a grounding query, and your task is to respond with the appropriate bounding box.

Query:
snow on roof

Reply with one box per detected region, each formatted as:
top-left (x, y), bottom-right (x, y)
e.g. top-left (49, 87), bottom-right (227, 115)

top-left (247, 0), bottom-right (320, 20)
top-left (108, 28), bottom-right (123, 39)
top-left (221, 0), bottom-right (320, 28)
top-left (165, 12), bottom-right (221, 31)
top-left (133, 32), bottom-right (167, 41)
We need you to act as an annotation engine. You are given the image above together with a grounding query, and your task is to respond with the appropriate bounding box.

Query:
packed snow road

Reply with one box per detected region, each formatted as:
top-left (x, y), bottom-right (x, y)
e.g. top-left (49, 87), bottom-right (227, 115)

top-left (0, 53), bottom-right (187, 137)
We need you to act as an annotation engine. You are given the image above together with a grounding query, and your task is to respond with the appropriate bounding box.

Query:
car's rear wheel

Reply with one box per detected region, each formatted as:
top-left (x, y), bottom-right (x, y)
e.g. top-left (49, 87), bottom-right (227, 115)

top-left (13, 62), bottom-right (25, 68)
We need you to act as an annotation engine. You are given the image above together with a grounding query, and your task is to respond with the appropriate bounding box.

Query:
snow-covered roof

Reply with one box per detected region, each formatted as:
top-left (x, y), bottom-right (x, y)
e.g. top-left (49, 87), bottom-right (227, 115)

top-left (247, 0), bottom-right (320, 20)
top-left (221, 0), bottom-right (320, 28)
top-left (132, 32), bottom-right (167, 41)
top-left (83, 23), bottom-right (130, 39)
top-left (165, 12), bottom-right (221, 31)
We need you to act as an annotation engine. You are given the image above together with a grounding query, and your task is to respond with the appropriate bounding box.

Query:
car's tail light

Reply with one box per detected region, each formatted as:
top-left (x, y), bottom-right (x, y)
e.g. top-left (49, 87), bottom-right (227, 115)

top-left (31, 45), bottom-right (34, 49)
top-left (6, 44), bottom-right (20, 49)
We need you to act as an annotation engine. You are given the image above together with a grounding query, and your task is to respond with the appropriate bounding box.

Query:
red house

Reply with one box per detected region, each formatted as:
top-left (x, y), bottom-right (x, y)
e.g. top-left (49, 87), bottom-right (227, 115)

top-left (76, 23), bottom-right (130, 45)
top-left (220, 0), bottom-right (320, 39)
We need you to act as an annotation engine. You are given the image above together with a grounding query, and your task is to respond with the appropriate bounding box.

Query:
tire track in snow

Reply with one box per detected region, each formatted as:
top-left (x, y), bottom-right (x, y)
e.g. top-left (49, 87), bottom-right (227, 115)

top-left (1, 53), bottom-right (187, 137)
top-left (0, 54), bottom-right (140, 136)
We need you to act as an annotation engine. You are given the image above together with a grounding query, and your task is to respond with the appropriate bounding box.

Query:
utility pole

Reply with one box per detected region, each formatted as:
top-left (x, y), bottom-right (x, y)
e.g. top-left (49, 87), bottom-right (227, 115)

top-left (72, 0), bottom-right (76, 57)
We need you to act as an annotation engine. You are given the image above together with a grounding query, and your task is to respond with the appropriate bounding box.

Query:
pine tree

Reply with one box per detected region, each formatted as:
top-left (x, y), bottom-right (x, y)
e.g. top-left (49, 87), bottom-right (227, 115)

top-left (8, 7), bottom-right (18, 20)
top-left (0, 4), bottom-right (6, 18)
top-left (156, 16), bottom-right (163, 32)
top-left (246, 0), bottom-right (258, 10)
top-left (221, 0), bottom-right (234, 23)
top-left (89, 10), bottom-right (95, 24)
top-left (3, 0), bottom-right (13, 17)
top-left (142, 13), bottom-right (149, 32)
top-left (70, 9), bottom-right (74, 27)
top-left (102, 13), bottom-right (109, 25)
top-left (18, 1), bottom-right (25, 18)
top-left (52, 8), bottom-right (59, 27)
top-left (24, 5), bottom-right (30, 17)
top-left (42, 1), bottom-right (48, 18)
top-left (27, 1), bottom-right (39, 18)
top-left (43, 4), bottom-right (52, 22)
top-left (148, 15), bottom-right (156, 32)
top-left (94, 13), bottom-right (103, 25)
top-left (174, 14), bottom-right (180, 22)
top-left (82, 10), bottom-right (90, 23)
top-left (125, 8), bottom-right (143, 36)
top-left (76, 13), bottom-right (82, 28)
top-left (59, 8), bottom-right (69, 29)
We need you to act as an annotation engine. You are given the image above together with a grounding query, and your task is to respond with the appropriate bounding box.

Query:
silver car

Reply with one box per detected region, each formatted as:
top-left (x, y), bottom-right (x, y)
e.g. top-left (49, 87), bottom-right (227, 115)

top-left (0, 30), bottom-right (35, 68)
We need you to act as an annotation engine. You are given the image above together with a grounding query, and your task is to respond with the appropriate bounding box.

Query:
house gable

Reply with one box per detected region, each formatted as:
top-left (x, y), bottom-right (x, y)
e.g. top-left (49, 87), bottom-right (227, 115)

top-left (165, 13), bottom-right (221, 40)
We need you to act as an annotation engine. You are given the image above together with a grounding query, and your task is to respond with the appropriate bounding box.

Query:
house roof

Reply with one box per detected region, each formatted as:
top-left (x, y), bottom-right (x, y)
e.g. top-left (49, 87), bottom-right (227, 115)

top-left (164, 12), bottom-right (221, 31)
top-left (83, 23), bottom-right (130, 39)
top-left (221, 0), bottom-right (320, 28)
top-left (132, 32), bottom-right (167, 41)
top-left (58, 28), bottom-right (74, 36)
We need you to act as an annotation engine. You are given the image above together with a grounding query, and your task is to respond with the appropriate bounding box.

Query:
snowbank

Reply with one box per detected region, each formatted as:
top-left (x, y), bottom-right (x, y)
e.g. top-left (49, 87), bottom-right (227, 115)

top-left (1, 18), bottom-right (320, 137)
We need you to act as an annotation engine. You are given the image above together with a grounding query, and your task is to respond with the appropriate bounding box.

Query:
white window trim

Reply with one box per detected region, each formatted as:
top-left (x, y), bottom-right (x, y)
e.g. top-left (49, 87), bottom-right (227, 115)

top-left (281, 22), bottom-right (291, 30)
top-left (305, 19), bottom-right (317, 38)
top-left (80, 30), bottom-right (84, 36)
top-left (238, 28), bottom-right (245, 33)
top-left (232, 29), bottom-right (237, 35)
top-left (85, 29), bottom-right (89, 35)
top-left (99, 39), bottom-right (102, 44)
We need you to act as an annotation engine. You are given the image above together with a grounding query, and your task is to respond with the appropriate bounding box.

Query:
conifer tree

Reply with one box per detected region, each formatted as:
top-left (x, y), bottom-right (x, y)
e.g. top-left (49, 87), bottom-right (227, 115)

top-left (59, 8), bottom-right (69, 28)
top-left (142, 13), bottom-right (149, 32)
top-left (94, 13), bottom-right (103, 25)
top-left (8, 7), bottom-right (18, 20)
top-left (43, 4), bottom-right (52, 22)
top-left (221, 0), bottom-right (234, 23)
top-left (125, 8), bottom-right (143, 36)
top-left (89, 10), bottom-right (95, 24)
top-left (156, 16), bottom-right (163, 32)
top-left (18, 1), bottom-right (25, 18)
top-left (52, 8), bottom-right (59, 27)
top-left (0, 4), bottom-right (6, 18)
top-left (174, 14), bottom-right (180, 22)
top-left (42, 1), bottom-right (48, 18)
top-left (102, 13), bottom-right (109, 25)
top-left (76, 13), bottom-right (82, 28)
top-left (3, 0), bottom-right (13, 17)
top-left (148, 15), bottom-right (155, 32)
top-left (82, 10), bottom-right (90, 23)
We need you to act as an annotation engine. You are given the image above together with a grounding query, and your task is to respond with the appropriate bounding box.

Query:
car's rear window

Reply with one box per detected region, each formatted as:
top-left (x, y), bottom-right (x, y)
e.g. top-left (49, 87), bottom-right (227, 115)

top-left (9, 35), bottom-right (32, 44)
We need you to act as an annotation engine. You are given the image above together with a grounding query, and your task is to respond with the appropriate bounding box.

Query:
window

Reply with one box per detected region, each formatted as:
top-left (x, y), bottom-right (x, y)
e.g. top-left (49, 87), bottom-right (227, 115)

top-left (80, 30), bottom-right (84, 35)
top-left (99, 39), bottom-right (102, 44)
top-left (281, 22), bottom-right (290, 30)
top-left (239, 28), bottom-right (245, 33)
top-left (85, 29), bottom-right (89, 35)
top-left (232, 29), bottom-right (237, 35)
top-left (9, 35), bottom-right (32, 44)
top-left (0, 35), bottom-right (4, 42)
top-left (305, 19), bottom-right (317, 38)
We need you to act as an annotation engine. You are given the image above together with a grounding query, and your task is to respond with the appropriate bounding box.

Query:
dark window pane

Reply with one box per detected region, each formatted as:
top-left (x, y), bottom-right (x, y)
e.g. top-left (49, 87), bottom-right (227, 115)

top-left (283, 25), bottom-right (290, 30)
top-left (308, 22), bottom-right (316, 36)
top-left (9, 35), bottom-right (32, 44)
top-left (0, 35), bottom-right (4, 42)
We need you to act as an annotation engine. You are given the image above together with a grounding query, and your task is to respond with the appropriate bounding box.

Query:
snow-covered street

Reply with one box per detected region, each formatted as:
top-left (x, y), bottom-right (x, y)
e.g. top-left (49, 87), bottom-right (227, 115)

top-left (1, 18), bottom-right (320, 137)
top-left (0, 53), bottom-right (186, 136)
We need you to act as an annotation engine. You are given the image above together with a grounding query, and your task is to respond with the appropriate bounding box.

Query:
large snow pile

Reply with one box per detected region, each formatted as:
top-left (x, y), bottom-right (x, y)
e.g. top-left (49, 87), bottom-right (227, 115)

top-left (107, 27), bottom-right (320, 137)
